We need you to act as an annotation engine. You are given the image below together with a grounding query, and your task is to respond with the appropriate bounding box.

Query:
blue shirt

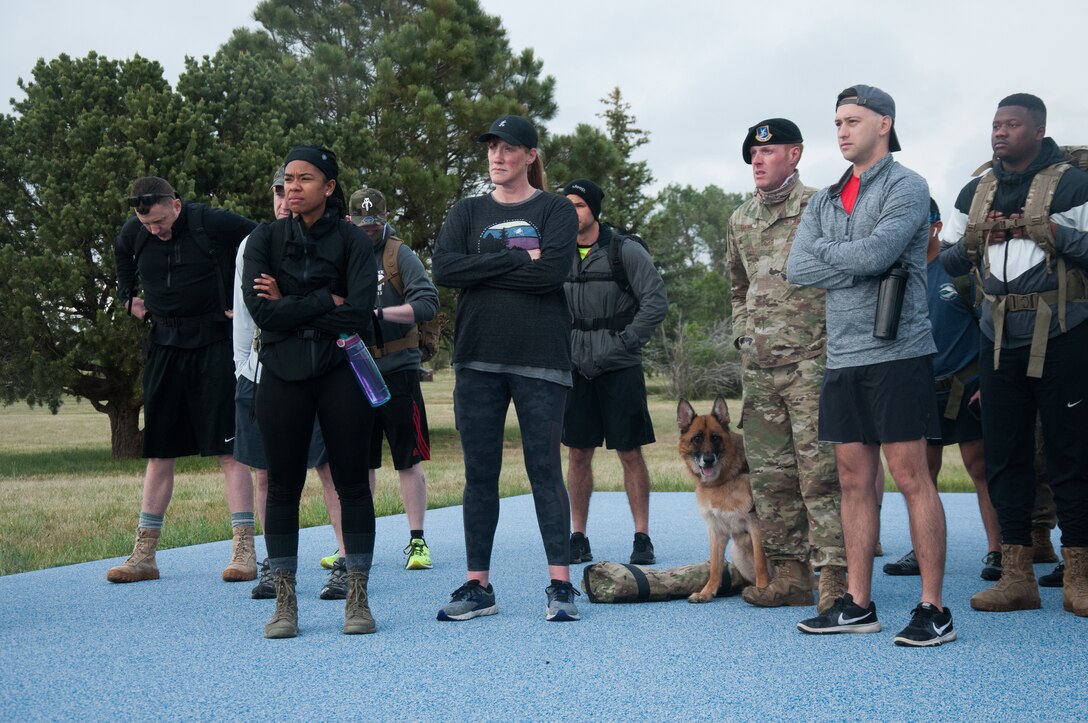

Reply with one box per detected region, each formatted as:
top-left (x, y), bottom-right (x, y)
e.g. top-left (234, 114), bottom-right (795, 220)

top-left (927, 258), bottom-right (979, 379)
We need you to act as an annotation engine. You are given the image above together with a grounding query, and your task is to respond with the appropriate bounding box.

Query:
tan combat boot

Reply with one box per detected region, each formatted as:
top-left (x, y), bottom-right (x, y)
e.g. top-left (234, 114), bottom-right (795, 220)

top-left (264, 570), bottom-right (298, 639)
top-left (222, 525), bottom-right (258, 582)
top-left (970, 544), bottom-right (1041, 612)
top-left (1032, 525), bottom-right (1059, 563)
top-left (1061, 547), bottom-right (1088, 617)
top-left (741, 560), bottom-right (814, 607)
top-left (817, 565), bottom-right (847, 613)
top-left (106, 528), bottom-right (161, 583)
top-left (344, 570), bottom-right (377, 634)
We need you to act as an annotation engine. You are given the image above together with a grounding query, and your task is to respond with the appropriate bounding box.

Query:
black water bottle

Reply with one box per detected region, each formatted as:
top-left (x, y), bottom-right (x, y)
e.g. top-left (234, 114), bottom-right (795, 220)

top-left (873, 263), bottom-right (909, 340)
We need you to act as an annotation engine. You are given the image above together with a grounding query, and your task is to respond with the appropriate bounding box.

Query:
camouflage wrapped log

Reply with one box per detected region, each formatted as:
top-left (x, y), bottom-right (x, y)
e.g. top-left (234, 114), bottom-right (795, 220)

top-left (583, 561), bottom-right (748, 603)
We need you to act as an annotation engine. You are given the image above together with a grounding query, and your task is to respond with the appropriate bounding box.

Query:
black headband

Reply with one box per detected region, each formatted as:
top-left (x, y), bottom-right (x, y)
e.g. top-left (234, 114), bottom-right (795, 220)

top-left (284, 145), bottom-right (339, 181)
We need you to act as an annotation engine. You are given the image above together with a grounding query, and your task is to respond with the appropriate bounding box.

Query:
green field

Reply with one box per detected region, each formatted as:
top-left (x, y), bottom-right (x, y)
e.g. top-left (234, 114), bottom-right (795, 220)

top-left (0, 371), bottom-right (974, 575)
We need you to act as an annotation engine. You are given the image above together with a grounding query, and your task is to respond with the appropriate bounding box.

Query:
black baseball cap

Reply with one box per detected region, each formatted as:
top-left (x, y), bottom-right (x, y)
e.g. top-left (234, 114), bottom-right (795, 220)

top-left (477, 115), bottom-right (538, 148)
top-left (836, 84), bottom-right (901, 152)
top-left (742, 118), bottom-right (804, 164)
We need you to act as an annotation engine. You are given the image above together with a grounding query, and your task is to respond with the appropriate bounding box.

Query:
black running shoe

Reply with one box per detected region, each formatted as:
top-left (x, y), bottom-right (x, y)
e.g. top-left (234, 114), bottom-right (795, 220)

top-left (251, 558), bottom-right (275, 599)
top-left (893, 603), bottom-right (957, 647)
top-left (569, 532), bottom-right (593, 564)
top-left (797, 593), bottom-right (881, 634)
top-left (980, 551), bottom-right (1002, 581)
top-left (630, 533), bottom-right (656, 565)
top-left (320, 558), bottom-right (348, 600)
top-left (1039, 561), bottom-right (1065, 588)
top-left (883, 549), bottom-right (920, 576)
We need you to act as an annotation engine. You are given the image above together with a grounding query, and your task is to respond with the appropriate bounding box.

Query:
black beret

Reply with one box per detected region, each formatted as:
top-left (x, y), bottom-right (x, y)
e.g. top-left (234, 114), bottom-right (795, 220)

top-left (742, 118), bottom-right (803, 164)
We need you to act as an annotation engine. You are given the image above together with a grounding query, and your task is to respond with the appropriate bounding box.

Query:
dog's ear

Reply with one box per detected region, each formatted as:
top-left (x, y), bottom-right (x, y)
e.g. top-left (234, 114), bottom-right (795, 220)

top-left (677, 399), bottom-right (696, 432)
top-left (712, 396), bottom-right (731, 429)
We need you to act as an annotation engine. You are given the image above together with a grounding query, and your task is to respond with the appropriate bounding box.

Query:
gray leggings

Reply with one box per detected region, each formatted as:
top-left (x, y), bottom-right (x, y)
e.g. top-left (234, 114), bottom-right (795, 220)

top-left (454, 368), bottom-right (571, 570)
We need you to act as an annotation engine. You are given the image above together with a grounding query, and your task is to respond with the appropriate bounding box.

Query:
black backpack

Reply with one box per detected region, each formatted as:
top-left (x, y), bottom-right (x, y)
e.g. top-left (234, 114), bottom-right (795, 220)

top-left (568, 228), bottom-right (651, 332)
top-left (571, 227), bottom-right (651, 297)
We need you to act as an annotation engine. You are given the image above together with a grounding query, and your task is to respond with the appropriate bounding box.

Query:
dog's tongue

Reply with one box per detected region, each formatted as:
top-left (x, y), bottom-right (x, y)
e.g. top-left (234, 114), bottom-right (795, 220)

top-left (699, 466), bottom-right (715, 479)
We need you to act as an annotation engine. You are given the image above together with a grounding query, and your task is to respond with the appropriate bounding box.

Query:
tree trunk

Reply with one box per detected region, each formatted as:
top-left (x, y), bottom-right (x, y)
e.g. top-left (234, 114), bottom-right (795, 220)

top-left (107, 399), bottom-right (143, 459)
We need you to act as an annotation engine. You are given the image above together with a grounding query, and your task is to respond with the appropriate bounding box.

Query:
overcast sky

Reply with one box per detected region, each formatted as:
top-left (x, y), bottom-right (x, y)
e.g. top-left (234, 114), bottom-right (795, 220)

top-left (3, 0), bottom-right (1083, 211)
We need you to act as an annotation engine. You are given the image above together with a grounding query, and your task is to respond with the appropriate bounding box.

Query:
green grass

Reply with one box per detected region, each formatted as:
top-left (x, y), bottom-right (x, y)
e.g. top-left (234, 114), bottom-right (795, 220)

top-left (0, 372), bottom-right (973, 575)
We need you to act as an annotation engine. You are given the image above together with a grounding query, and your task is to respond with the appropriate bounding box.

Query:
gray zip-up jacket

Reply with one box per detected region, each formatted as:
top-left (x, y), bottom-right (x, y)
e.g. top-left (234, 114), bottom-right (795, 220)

top-left (565, 224), bottom-right (668, 379)
top-left (786, 154), bottom-right (936, 369)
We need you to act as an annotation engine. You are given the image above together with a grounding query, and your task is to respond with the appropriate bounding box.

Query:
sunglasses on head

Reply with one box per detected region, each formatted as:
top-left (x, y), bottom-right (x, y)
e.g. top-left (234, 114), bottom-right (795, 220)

top-left (128, 193), bottom-right (175, 214)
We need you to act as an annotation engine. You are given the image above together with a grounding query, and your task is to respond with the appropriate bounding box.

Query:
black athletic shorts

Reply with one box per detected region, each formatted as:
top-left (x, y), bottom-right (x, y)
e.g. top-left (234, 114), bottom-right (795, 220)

top-left (234, 375), bottom-right (329, 468)
top-left (562, 365), bottom-right (656, 451)
top-left (369, 369), bottom-right (431, 470)
top-left (142, 339), bottom-right (236, 458)
top-left (819, 355), bottom-right (941, 445)
top-left (928, 377), bottom-right (983, 447)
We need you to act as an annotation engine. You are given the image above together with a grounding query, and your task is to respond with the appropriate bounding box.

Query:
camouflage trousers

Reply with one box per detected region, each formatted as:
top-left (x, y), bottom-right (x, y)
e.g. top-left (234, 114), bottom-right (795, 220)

top-left (741, 357), bottom-right (845, 567)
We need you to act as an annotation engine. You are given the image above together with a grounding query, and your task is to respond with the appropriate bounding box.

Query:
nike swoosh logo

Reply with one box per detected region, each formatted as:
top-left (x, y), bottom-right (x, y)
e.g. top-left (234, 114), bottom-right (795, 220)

top-left (837, 612), bottom-right (871, 625)
top-left (1069, 400), bottom-right (1083, 408)
top-left (934, 620), bottom-right (952, 635)
top-left (224, 436), bottom-right (236, 443)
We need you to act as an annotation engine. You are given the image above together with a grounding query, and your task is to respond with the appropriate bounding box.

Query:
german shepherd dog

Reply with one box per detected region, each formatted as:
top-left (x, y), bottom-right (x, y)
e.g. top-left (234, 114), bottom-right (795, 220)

top-left (678, 397), bottom-right (770, 603)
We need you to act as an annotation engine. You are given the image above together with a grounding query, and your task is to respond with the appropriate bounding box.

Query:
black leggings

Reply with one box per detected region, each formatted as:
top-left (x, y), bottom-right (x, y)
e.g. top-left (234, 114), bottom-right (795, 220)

top-left (257, 362), bottom-right (375, 569)
top-left (980, 321), bottom-right (1088, 547)
top-left (454, 368), bottom-right (571, 570)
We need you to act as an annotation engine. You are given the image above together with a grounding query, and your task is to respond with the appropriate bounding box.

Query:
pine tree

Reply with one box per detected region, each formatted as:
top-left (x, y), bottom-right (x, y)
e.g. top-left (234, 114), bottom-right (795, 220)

top-left (597, 87), bottom-right (654, 233)
top-left (252, 0), bottom-right (558, 255)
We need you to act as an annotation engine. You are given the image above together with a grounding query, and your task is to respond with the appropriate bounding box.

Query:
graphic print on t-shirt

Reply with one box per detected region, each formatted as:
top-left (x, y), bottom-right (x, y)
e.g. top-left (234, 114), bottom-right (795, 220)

top-left (482, 220), bottom-right (541, 250)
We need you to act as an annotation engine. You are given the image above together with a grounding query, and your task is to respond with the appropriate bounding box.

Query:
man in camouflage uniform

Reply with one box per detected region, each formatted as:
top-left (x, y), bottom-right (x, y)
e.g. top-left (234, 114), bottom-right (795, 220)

top-left (727, 118), bottom-right (846, 613)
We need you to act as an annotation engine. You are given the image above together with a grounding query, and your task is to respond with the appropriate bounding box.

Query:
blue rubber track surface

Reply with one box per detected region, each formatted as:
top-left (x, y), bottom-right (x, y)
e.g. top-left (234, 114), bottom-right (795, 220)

top-left (2, 492), bottom-right (1084, 721)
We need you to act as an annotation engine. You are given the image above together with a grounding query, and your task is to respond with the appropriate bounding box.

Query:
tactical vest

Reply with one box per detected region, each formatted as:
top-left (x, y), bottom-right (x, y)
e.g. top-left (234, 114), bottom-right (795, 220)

top-left (961, 146), bottom-right (1088, 377)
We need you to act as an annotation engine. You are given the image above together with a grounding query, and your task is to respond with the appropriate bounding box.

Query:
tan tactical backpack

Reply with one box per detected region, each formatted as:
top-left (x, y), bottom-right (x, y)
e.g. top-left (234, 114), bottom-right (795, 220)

top-left (961, 146), bottom-right (1088, 377)
top-left (369, 237), bottom-right (445, 363)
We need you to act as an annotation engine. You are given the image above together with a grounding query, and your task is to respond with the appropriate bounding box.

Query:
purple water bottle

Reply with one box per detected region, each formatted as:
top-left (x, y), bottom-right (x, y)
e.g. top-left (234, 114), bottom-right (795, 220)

top-left (337, 333), bottom-right (391, 407)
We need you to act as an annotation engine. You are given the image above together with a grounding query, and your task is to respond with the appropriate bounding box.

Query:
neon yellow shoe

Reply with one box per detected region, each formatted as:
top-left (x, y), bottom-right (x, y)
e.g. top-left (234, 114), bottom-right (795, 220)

top-left (404, 538), bottom-right (432, 570)
top-left (320, 551), bottom-right (339, 569)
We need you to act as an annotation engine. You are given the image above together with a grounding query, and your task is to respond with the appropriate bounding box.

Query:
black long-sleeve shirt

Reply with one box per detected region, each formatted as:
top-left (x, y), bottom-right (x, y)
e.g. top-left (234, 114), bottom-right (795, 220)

top-left (114, 202), bottom-right (256, 348)
top-left (432, 191), bottom-right (577, 371)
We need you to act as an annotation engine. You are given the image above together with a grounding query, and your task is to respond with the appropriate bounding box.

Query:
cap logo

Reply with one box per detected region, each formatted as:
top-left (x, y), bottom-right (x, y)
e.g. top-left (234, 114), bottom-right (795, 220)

top-left (362, 197), bottom-right (373, 211)
top-left (571, 184), bottom-right (586, 193)
top-left (499, 119), bottom-right (507, 127)
top-left (755, 125), bottom-right (772, 143)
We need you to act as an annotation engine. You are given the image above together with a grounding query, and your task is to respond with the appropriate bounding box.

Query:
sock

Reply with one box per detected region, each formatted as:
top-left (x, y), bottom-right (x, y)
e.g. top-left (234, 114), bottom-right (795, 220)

top-left (268, 556), bottom-right (298, 574)
top-left (138, 512), bottom-right (164, 531)
top-left (345, 553), bottom-right (373, 572)
top-left (410, 529), bottom-right (424, 541)
top-left (231, 512), bottom-right (255, 528)
top-left (551, 578), bottom-right (568, 588)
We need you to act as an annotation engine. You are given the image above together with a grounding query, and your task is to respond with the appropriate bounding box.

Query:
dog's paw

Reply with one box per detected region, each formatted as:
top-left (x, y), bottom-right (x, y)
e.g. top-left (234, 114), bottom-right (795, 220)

top-left (688, 591), bottom-right (713, 604)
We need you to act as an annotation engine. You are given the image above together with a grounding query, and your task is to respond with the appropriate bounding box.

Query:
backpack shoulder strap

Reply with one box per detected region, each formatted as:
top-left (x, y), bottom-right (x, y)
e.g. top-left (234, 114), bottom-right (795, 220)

top-left (186, 204), bottom-right (234, 311)
top-left (609, 234), bottom-right (632, 295)
top-left (383, 236), bottom-right (404, 298)
top-left (951, 274), bottom-right (978, 325)
top-left (132, 225), bottom-right (151, 266)
top-left (1022, 163), bottom-right (1070, 269)
top-left (964, 171), bottom-right (999, 266)
top-left (268, 220), bottom-right (288, 279)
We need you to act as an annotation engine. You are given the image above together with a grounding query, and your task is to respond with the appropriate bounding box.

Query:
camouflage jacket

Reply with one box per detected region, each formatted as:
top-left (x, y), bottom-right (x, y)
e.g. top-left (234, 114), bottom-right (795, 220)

top-left (727, 178), bottom-right (827, 368)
